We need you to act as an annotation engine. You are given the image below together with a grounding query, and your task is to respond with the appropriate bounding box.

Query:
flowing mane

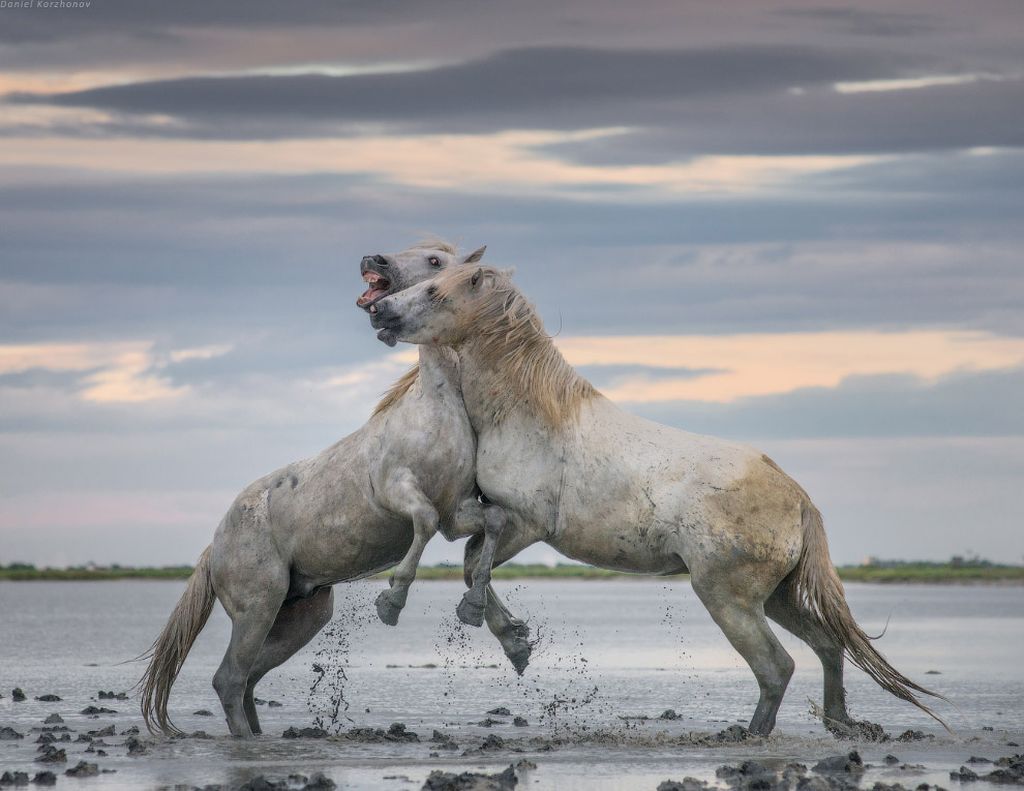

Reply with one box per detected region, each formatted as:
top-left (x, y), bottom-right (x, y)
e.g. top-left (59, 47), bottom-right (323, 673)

top-left (372, 363), bottom-right (420, 417)
top-left (435, 265), bottom-right (597, 427)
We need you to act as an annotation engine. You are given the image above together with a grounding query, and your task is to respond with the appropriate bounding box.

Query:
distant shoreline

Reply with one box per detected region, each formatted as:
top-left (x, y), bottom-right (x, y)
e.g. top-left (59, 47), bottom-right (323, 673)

top-left (1, 562), bottom-right (1022, 584)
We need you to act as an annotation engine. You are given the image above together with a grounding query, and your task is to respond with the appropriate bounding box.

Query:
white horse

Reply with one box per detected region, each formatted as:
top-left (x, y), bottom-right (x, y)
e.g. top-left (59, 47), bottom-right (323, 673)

top-left (139, 243), bottom-right (530, 738)
top-left (369, 264), bottom-right (947, 736)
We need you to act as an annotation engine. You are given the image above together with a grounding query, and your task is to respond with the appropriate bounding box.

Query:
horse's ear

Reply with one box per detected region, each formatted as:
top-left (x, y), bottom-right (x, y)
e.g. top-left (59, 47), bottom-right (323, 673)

top-left (471, 268), bottom-right (483, 287)
top-left (462, 245), bottom-right (486, 265)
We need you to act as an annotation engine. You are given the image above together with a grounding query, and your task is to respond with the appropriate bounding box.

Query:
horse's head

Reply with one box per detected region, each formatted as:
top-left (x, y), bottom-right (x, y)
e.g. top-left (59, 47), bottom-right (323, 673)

top-left (369, 265), bottom-right (509, 348)
top-left (356, 241), bottom-right (485, 309)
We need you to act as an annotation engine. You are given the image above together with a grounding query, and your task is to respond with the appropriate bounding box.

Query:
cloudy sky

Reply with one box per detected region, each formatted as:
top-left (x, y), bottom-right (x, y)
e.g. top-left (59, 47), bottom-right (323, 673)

top-left (1, 0), bottom-right (1022, 568)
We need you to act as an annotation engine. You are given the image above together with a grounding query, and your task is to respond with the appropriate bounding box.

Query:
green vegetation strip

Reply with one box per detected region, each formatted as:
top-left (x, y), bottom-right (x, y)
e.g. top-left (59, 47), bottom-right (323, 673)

top-left (2, 562), bottom-right (1022, 583)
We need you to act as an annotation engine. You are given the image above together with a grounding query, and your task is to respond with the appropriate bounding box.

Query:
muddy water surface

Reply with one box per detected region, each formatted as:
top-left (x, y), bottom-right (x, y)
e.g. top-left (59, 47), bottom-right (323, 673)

top-left (1, 579), bottom-right (1022, 789)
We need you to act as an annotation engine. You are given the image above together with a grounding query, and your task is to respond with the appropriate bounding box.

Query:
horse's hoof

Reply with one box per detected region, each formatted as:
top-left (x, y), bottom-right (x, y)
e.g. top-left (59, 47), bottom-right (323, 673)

top-left (456, 596), bottom-right (485, 627)
top-left (375, 591), bottom-right (402, 626)
top-left (506, 644), bottom-right (531, 675)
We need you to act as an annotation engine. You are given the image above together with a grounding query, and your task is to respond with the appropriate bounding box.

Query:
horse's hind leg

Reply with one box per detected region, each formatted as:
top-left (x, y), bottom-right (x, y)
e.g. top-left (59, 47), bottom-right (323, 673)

top-left (456, 504), bottom-right (506, 627)
top-left (213, 569), bottom-right (289, 737)
top-left (242, 587), bottom-right (335, 735)
top-left (765, 581), bottom-right (851, 728)
top-left (692, 576), bottom-right (795, 736)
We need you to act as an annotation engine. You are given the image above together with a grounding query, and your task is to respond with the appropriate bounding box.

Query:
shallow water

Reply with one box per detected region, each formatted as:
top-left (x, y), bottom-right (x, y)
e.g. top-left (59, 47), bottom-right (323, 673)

top-left (1, 579), bottom-right (1022, 789)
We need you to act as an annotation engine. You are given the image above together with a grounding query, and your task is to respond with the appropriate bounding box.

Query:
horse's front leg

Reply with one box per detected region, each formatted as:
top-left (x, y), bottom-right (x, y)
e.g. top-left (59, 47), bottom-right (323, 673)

top-left (375, 467), bottom-right (438, 626)
top-left (455, 504), bottom-right (506, 627)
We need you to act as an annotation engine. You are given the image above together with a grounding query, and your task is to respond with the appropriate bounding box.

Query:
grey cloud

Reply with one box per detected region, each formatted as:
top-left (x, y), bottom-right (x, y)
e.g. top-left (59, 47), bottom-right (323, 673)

top-left (8, 45), bottom-right (910, 134)
top-left (630, 367), bottom-right (1024, 440)
top-left (774, 7), bottom-right (942, 37)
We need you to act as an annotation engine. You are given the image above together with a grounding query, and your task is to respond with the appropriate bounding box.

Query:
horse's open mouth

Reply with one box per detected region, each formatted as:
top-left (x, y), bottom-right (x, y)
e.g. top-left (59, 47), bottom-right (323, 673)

top-left (357, 271), bottom-right (391, 308)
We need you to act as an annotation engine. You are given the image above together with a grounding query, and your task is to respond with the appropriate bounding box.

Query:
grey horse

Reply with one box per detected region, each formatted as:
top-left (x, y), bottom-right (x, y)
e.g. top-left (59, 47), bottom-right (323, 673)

top-left (369, 263), bottom-right (948, 737)
top-left (139, 243), bottom-right (530, 738)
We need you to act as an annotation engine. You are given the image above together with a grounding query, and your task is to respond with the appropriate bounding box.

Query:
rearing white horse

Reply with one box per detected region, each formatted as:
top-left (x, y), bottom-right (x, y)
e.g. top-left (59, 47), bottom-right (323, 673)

top-left (369, 264), bottom-right (947, 736)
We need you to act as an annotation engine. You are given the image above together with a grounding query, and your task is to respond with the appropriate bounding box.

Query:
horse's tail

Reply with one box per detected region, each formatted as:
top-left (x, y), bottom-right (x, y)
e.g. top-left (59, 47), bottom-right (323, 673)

top-left (138, 545), bottom-right (216, 736)
top-left (792, 503), bottom-right (950, 731)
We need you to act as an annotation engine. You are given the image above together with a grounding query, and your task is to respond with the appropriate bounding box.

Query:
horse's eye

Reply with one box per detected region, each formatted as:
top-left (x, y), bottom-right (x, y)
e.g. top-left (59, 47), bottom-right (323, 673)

top-left (428, 256), bottom-right (441, 267)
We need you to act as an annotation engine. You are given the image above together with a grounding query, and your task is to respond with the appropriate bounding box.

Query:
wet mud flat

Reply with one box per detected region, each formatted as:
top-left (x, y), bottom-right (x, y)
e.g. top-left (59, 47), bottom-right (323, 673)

top-left (2, 580), bottom-right (1023, 789)
top-left (2, 686), bottom-right (1023, 790)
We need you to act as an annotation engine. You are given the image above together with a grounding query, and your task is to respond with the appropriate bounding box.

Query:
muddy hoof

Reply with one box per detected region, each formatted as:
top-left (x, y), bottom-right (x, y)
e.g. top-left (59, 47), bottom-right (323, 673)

top-left (375, 591), bottom-right (402, 626)
top-left (456, 595), bottom-right (486, 627)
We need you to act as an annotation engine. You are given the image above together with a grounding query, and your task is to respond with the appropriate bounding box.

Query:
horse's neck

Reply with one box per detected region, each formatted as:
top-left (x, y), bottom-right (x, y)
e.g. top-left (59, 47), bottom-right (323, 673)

top-left (416, 345), bottom-right (460, 394)
top-left (455, 342), bottom-right (528, 435)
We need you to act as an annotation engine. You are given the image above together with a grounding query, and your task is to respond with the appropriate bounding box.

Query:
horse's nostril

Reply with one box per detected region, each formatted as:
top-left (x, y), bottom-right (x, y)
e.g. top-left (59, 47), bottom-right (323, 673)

top-left (373, 254), bottom-right (389, 267)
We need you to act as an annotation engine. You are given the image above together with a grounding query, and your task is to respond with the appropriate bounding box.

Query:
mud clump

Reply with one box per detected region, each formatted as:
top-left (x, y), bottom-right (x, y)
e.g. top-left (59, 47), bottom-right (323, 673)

top-left (125, 736), bottom-right (150, 756)
top-left (64, 762), bottom-right (99, 778)
top-left (951, 754), bottom-right (1024, 785)
top-left (813, 751), bottom-right (864, 775)
top-left (238, 773), bottom-right (336, 790)
top-left (282, 727), bottom-right (328, 739)
top-left (97, 690), bottom-right (128, 701)
top-left (827, 719), bottom-right (890, 742)
top-left (34, 695), bottom-right (61, 703)
top-left (80, 706), bottom-right (116, 716)
top-left (343, 723), bottom-right (420, 743)
top-left (897, 730), bottom-right (934, 743)
top-left (488, 707), bottom-right (512, 716)
top-left (32, 773), bottom-right (57, 787)
top-left (35, 746), bottom-right (66, 764)
top-left (0, 728), bottom-right (24, 741)
top-left (658, 781), bottom-right (712, 791)
top-left (422, 764), bottom-right (518, 791)
top-left (714, 725), bottom-right (752, 743)
top-left (193, 709), bottom-right (214, 716)
top-left (11, 689), bottom-right (26, 703)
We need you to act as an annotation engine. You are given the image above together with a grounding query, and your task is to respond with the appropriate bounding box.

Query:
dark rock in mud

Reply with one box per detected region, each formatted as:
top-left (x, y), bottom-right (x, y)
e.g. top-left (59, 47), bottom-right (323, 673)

top-left (897, 730), bottom-right (933, 743)
top-left (925, 670), bottom-right (942, 675)
top-left (34, 746), bottom-right (66, 764)
top-left (31, 773), bottom-right (57, 786)
top-left (87, 725), bottom-right (114, 738)
top-left (282, 727), bottom-right (328, 739)
top-left (80, 706), bottom-right (116, 716)
top-left (11, 689), bottom-right (26, 703)
top-left (0, 771), bottom-right (30, 786)
top-left (659, 709), bottom-right (681, 720)
top-left (65, 762), bottom-right (99, 778)
top-left (41, 715), bottom-right (62, 726)
top-left (0, 728), bottom-right (23, 741)
top-left (267, 700), bottom-right (282, 708)
top-left (513, 717), bottom-right (528, 727)
top-left (477, 718), bottom-right (504, 728)
top-left (884, 756), bottom-right (901, 766)
top-left (34, 695), bottom-right (60, 703)
top-left (120, 726), bottom-right (139, 736)
top-left (813, 751), bottom-right (865, 775)
top-left (193, 709), bottom-right (214, 716)
top-left (97, 691), bottom-right (128, 701)
top-left (125, 736), bottom-right (149, 755)
top-left (422, 764), bottom-right (517, 791)
top-left (187, 731), bottom-right (213, 740)
top-left (480, 734), bottom-right (505, 751)
top-left (659, 780), bottom-right (712, 791)
top-left (966, 758), bottom-right (992, 765)
top-left (487, 707), bottom-right (512, 716)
